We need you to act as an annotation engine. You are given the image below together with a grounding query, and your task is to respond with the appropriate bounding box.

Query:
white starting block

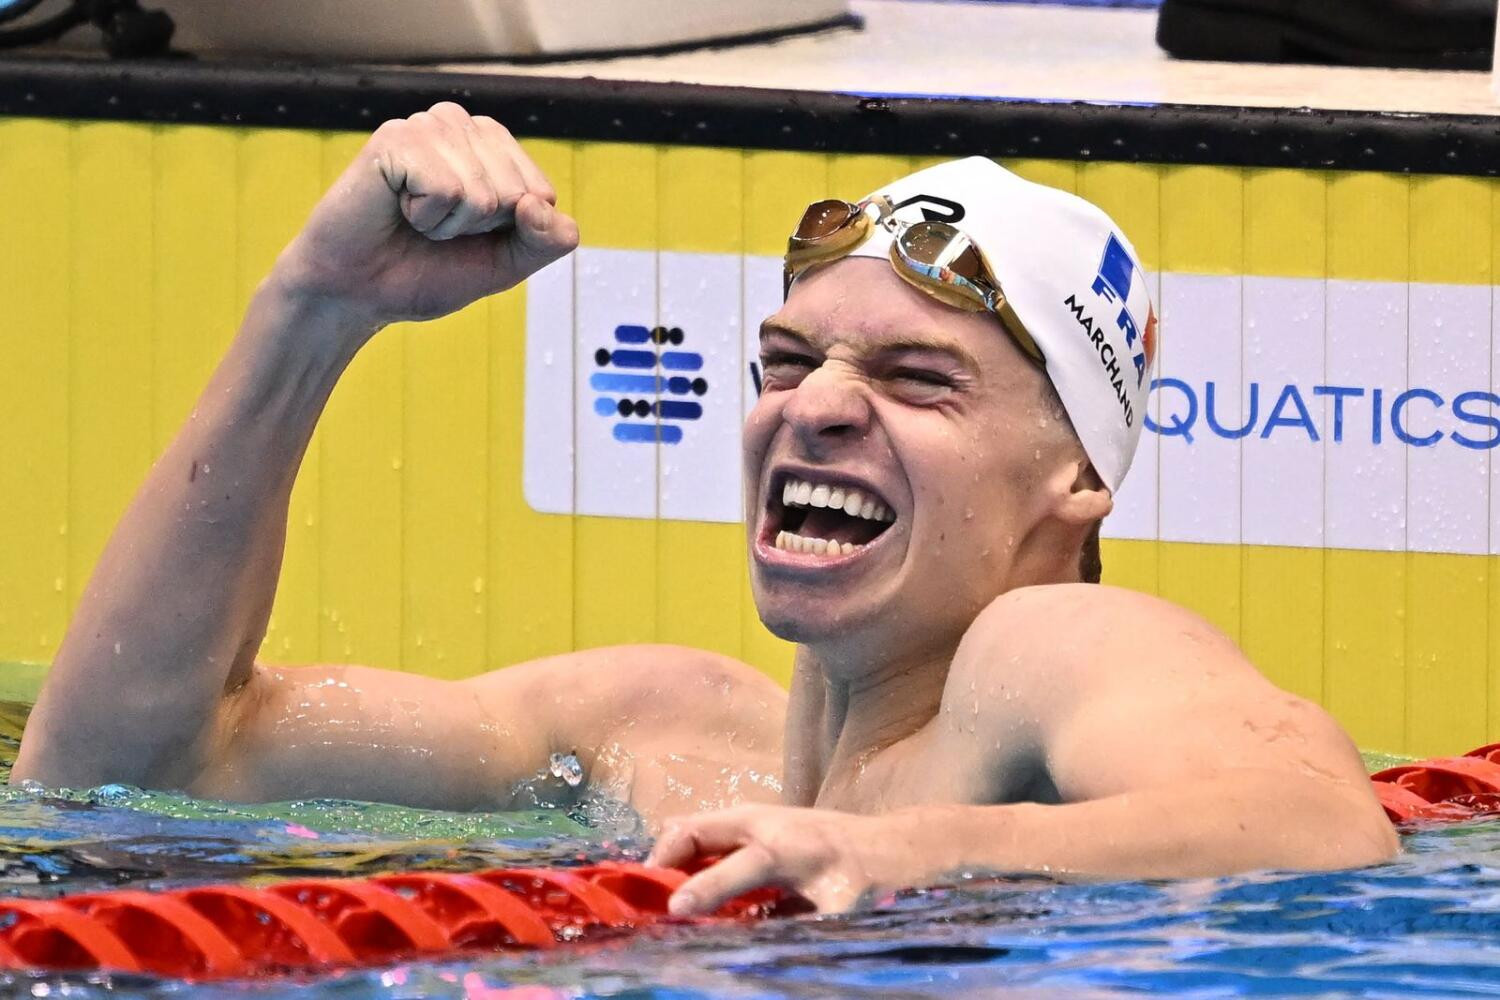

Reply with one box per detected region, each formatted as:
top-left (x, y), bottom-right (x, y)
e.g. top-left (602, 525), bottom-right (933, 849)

top-left (152, 0), bottom-right (852, 60)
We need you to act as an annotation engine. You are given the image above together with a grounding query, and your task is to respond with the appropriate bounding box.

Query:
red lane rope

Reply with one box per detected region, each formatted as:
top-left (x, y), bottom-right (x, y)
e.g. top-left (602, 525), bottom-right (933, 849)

top-left (2, 752), bottom-right (1495, 983)
top-left (1372, 743), bottom-right (1500, 824)
top-left (0, 862), bottom-right (782, 981)
top-left (1, 898), bottom-right (140, 973)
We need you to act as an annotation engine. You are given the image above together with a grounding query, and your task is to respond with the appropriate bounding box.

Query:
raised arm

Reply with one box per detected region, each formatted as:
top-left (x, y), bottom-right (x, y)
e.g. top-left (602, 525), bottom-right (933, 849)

top-left (12, 103), bottom-right (578, 792)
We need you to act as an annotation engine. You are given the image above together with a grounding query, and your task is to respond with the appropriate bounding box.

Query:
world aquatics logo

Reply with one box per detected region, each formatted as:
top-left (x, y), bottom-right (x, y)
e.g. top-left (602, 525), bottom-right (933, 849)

top-left (590, 324), bottom-right (709, 444)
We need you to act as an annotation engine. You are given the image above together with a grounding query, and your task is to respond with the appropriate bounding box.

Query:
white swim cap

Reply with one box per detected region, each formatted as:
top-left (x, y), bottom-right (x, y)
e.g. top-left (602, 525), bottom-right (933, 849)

top-left (840, 156), bottom-right (1157, 492)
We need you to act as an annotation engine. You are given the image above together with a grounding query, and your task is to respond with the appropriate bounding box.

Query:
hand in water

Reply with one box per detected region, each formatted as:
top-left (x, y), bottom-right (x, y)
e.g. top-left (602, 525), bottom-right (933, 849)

top-left (274, 101), bottom-right (579, 329)
top-left (647, 804), bottom-right (931, 915)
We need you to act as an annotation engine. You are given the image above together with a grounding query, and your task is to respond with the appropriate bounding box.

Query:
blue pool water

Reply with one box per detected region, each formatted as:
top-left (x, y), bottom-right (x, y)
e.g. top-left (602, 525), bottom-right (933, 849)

top-left (0, 699), bottom-right (1497, 998)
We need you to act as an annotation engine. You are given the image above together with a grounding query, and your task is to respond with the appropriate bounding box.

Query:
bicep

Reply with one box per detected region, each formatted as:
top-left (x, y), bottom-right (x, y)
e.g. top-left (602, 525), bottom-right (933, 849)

top-left (192, 644), bottom-right (785, 816)
top-left (1046, 666), bottom-right (1371, 804)
top-left (192, 660), bottom-right (550, 809)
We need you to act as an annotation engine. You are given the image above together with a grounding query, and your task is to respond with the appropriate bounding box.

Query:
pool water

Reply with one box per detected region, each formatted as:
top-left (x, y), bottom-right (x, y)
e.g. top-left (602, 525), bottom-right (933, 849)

top-left (0, 700), bottom-right (1498, 999)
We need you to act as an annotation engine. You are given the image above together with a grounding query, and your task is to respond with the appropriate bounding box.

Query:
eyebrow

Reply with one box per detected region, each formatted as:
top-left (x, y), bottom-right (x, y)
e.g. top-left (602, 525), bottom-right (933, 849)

top-left (759, 319), bottom-right (982, 373)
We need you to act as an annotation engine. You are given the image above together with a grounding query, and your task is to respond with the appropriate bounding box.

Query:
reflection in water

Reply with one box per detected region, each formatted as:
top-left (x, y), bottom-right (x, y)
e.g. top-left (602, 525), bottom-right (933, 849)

top-left (1, 700), bottom-right (1499, 997)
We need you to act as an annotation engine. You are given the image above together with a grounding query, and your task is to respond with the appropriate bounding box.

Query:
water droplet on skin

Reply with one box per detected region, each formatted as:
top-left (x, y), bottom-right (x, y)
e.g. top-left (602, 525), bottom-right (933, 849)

top-left (549, 751), bottom-right (584, 787)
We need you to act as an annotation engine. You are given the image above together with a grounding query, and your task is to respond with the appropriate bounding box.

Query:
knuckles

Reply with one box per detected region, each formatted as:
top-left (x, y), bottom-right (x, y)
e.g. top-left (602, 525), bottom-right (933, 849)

top-left (472, 114), bottom-right (513, 142)
top-left (427, 182), bottom-right (465, 210)
top-left (368, 103), bottom-right (538, 227)
top-left (427, 100), bottom-right (471, 120)
top-left (471, 192), bottom-right (502, 221)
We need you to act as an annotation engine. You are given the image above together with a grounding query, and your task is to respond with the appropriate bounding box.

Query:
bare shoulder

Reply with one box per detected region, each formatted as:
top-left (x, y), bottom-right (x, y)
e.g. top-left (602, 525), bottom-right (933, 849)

top-left (938, 582), bottom-right (1273, 751)
top-left (968, 582), bottom-right (1232, 649)
top-left (944, 583), bottom-right (1378, 812)
top-left (954, 583), bottom-right (1253, 691)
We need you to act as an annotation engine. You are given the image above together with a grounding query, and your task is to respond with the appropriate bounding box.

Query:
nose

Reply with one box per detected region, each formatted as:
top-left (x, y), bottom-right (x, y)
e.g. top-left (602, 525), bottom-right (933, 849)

top-left (781, 361), bottom-right (872, 452)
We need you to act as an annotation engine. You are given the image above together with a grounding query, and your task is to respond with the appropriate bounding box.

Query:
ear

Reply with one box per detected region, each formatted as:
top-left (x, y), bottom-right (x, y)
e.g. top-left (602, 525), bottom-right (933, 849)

top-left (1046, 460), bottom-right (1113, 526)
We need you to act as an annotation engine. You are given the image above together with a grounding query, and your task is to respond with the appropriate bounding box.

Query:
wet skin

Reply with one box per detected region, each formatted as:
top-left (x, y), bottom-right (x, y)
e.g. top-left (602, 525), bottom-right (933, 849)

top-left (12, 102), bottom-right (1397, 914)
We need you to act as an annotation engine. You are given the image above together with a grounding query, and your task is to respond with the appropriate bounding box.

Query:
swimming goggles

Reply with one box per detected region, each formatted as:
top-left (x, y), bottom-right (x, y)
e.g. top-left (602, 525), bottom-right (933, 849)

top-left (783, 196), bottom-right (1044, 365)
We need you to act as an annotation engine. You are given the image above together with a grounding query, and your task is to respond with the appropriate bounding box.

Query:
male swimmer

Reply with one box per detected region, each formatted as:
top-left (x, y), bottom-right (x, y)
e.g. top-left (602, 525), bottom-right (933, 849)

top-left (13, 103), bottom-right (1397, 914)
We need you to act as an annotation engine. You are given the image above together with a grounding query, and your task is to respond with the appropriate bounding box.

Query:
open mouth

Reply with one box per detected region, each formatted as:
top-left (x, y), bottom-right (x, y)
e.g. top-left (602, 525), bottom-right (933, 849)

top-left (768, 473), bottom-right (897, 557)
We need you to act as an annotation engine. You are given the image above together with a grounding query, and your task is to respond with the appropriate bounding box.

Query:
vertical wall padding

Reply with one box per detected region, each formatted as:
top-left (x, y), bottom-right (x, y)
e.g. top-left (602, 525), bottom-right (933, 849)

top-left (1158, 165), bottom-right (1246, 645)
top-left (570, 142), bottom-right (660, 653)
top-left (0, 120), bottom-right (71, 663)
top-left (490, 139), bottom-right (577, 670)
top-left (1405, 175), bottom-right (1491, 754)
top-left (240, 129), bottom-right (325, 663)
top-left (654, 145), bottom-right (744, 663)
top-left (1240, 167), bottom-right (1327, 705)
top-left (1322, 173), bottom-right (1410, 754)
top-left (317, 131), bottom-right (404, 669)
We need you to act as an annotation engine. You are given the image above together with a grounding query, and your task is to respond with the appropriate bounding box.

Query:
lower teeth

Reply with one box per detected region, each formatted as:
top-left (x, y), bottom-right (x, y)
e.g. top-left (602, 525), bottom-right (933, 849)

top-left (775, 531), bottom-right (856, 556)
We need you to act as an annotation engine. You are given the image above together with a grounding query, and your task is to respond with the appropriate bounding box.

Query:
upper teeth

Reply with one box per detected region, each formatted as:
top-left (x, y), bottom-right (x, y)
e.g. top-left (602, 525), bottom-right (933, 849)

top-left (781, 477), bottom-right (893, 522)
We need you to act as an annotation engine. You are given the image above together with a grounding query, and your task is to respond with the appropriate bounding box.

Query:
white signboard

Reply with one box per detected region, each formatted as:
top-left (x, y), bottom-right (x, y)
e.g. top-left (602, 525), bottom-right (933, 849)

top-left (525, 248), bottom-right (1500, 556)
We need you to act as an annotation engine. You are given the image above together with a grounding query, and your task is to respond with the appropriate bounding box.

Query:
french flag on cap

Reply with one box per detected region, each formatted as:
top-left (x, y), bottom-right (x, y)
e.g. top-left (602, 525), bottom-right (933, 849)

top-left (1090, 234), bottom-right (1156, 389)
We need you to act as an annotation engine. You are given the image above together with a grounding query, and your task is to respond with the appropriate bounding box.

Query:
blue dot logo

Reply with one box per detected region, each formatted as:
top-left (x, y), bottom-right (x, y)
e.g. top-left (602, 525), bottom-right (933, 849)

top-left (591, 325), bottom-right (708, 444)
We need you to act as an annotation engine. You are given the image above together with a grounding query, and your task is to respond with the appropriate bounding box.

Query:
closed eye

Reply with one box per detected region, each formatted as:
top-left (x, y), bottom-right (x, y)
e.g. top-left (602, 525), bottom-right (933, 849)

top-left (759, 351), bottom-right (820, 390)
top-left (890, 367), bottom-right (954, 388)
top-left (879, 361), bottom-right (965, 405)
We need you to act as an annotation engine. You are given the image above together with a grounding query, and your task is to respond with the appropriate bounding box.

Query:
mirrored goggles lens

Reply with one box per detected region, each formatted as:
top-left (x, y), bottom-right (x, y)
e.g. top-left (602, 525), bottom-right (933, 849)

top-left (893, 222), bottom-right (1046, 365)
top-left (897, 221), bottom-right (987, 284)
top-left (792, 199), bottom-right (861, 243)
top-left (784, 198), bottom-right (882, 294)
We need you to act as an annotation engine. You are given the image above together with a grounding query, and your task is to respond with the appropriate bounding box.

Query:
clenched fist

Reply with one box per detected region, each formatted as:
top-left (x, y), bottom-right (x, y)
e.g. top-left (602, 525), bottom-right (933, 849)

top-left (273, 101), bottom-right (579, 330)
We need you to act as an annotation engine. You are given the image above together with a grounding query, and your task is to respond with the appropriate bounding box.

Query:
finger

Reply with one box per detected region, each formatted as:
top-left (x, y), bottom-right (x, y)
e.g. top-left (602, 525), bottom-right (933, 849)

top-left (424, 100), bottom-right (475, 131)
top-left (473, 116), bottom-right (556, 205)
top-left (668, 844), bottom-right (779, 917)
top-left (463, 117), bottom-right (533, 227)
top-left (428, 104), bottom-right (551, 235)
top-left (414, 110), bottom-right (502, 241)
top-left (498, 192), bottom-right (579, 282)
top-left (646, 821), bottom-right (697, 870)
top-left (647, 807), bottom-right (768, 869)
top-left (386, 140), bottom-right (465, 237)
top-left (647, 814), bottom-right (742, 870)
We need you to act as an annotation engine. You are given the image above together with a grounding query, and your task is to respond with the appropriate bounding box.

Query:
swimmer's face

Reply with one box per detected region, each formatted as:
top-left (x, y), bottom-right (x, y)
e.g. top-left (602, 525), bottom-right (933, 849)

top-left (743, 258), bottom-right (1105, 663)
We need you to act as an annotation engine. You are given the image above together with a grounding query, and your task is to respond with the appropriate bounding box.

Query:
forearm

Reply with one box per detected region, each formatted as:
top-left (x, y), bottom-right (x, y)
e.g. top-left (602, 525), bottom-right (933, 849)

top-left (14, 278), bottom-right (376, 787)
top-left (893, 771), bottom-right (1398, 884)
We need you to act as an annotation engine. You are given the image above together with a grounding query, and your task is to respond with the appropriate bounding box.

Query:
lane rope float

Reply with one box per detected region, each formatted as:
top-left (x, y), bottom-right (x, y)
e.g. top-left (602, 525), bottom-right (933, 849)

top-left (1370, 741), bottom-right (1500, 825)
top-left (0, 861), bottom-right (789, 980)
